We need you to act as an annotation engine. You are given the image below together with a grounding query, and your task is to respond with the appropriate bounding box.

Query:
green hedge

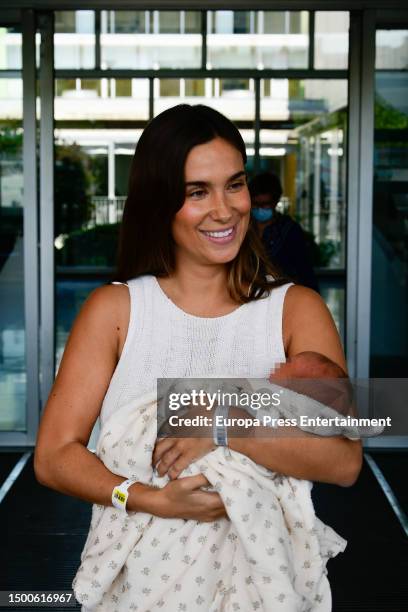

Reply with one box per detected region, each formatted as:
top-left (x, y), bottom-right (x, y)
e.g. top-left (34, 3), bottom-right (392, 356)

top-left (56, 223), bottom-right (120, 267)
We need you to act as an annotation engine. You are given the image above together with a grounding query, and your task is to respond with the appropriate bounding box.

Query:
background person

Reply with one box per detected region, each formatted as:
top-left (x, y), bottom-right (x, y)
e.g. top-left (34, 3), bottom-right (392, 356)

top-left (249, 172), bottom-right (320, 292)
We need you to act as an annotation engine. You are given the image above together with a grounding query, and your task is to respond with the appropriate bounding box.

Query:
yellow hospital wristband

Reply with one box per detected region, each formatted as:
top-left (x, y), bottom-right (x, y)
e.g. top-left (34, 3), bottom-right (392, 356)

top-left (111, 478), bottom-right (138, 513)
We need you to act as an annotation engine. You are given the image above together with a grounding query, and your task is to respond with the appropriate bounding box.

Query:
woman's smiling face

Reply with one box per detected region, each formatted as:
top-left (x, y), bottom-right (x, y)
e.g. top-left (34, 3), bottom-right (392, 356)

top-left (171, 137), bottom-right (251, 267)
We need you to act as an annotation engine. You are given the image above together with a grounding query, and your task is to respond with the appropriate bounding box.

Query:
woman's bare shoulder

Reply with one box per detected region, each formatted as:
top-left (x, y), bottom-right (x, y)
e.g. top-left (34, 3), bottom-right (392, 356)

top-left (86, 282), bottom-right (130, 308)
top-left (81, 283), bottom-right (130, 359)
top-left (283, 284), bottom-right (323, 317)
top-left (282, 284), bottom-right (347, 371)
top-left (36, 284), bottom-right (132, 454)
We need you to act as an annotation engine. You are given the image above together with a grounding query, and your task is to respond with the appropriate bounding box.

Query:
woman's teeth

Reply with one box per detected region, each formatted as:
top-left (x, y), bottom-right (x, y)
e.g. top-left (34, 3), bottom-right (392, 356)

top-left (199, 224), bottom-right (237, 244)
top-left (202, 228), bottom-right (233, 237)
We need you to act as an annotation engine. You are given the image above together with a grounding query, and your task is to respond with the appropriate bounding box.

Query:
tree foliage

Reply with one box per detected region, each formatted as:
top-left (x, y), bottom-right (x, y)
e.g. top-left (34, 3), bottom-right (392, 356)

top-left (375, 93), bottom-right (408, 129)
top-left (54, 143), bottom-right (93, 236)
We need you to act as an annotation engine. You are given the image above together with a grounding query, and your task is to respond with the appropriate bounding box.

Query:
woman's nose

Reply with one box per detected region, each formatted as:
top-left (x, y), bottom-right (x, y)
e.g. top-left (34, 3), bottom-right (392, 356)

top-left (209, 192), bottom-right (233, 222)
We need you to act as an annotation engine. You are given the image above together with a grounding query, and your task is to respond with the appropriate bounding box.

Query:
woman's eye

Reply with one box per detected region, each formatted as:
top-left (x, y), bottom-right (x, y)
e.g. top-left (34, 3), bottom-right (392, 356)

top-left (228, 181), bottom-right (245, 191)
top-left (188, 189), bottom-right (206, 199)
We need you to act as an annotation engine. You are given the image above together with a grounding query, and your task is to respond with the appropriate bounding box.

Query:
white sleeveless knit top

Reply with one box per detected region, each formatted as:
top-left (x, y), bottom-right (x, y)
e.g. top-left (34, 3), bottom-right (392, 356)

top-left (99, 274), bottom-right (294, 426)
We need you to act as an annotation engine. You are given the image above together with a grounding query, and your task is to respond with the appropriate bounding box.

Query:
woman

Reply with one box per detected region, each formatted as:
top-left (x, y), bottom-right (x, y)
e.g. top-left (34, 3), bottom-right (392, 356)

top-left (34, 105), bottom-right (362, 609)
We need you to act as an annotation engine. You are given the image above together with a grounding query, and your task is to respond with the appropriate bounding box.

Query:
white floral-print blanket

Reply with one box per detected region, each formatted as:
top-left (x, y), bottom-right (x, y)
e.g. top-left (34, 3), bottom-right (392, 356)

top-left (72, 382), bottom-right (358, 612)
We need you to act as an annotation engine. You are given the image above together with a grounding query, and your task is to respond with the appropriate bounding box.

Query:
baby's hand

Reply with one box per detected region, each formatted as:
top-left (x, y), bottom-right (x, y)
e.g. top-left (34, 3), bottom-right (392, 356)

top-left (269, 351), bottom-right (352, 416)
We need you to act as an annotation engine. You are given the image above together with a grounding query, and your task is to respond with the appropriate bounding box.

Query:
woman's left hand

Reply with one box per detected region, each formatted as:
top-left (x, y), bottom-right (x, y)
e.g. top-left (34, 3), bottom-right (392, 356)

top-left (152, 403), bottom-right (256, 479)
top-left (152, 436), bottom-right (216, 480)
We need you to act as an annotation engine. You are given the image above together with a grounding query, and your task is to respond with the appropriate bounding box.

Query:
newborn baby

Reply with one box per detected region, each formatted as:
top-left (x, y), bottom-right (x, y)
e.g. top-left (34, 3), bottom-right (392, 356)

top-left (158, 350), bottom-right (355, 443)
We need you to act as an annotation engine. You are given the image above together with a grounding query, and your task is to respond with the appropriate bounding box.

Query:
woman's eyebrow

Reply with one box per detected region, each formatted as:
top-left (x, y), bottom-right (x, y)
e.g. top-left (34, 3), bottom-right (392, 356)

top-left (185, 171), bottom-right (246, 188)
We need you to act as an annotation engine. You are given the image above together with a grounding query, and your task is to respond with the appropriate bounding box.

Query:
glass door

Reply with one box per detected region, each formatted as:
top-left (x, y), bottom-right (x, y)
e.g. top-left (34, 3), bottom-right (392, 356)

top-left (370, 27), bottom-right (408, 376)
top-left (53, 10), bottom-right (151, 371)
top-left (0, 23), bottom-right (26, 433)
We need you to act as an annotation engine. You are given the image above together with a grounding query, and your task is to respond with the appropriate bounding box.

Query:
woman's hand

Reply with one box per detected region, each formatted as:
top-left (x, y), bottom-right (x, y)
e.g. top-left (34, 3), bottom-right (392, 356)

top-left (148, 474), bottom-right (228, 522)
top-left (153, 403), bottom-right (256, 479)
top-left (153, 436), bottom-right (216, 480)
top-left (154, 398), bottom-right (217, 479)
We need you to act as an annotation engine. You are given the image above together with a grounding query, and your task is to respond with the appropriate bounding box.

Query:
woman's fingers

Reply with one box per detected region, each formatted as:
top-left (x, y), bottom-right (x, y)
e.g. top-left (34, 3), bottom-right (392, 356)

top-left (152, 437), bottom-right (176, 466)
top-left (154, 438), bottom-right (215, 477)
top-left (193, 491), bottom-right (228, 521)
top-left (154, 440), bottom-right (197, 477)
top-left (178, 473), bottom-right (211, 490)
top-left (156, 446), bottom-right (182, 477)
top-left (158, 475), bottom-right (228, 521)
top-left (167, 450), bottom-right (197, 480)
top-left (180, 478), bottom-right (226, 513)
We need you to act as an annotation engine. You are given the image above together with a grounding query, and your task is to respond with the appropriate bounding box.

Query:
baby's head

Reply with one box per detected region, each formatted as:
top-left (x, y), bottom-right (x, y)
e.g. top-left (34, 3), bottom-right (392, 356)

top-left (269, 351), bottom-right (351, 415)
top-left (269, 351), bottom-right (346, 381)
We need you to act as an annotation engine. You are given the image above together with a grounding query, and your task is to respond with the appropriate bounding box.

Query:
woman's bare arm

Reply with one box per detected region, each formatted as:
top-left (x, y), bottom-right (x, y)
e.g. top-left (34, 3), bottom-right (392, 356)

top-left (228, 285), bottom-right (363, 486)
top-left (33, 285), bottom-right (145, 505)
top-left (34, 285), bottom-right (226, 521)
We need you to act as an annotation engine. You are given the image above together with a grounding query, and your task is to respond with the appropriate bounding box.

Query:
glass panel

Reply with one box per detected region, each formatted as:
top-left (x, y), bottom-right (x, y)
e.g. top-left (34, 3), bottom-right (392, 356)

top-left (376, 30), bottom-right (408, 69)
top-left (101, 10), bottom-right (201, 69)
top-left (263, 11), bottom-right (308, 35)
top-left (160, 79), bottom-right (180, 97)
top-left (115, 79), bottom-right (132, 97)
top-left (259, 79), bottom-right (348, 340)
top-left (154, 78), bottom-right (255, 122)
top-left (103, 10), bottom-right (146, 34)
top-left (215, 78), bottom-right (255, 121)
top-left (54, 10), bottom-right (95, 69)
top-left (314, 12), bottom-right (349, 69)
top-left (263, 12), bottom-right (286, 34)
top-left (55, 78), bottom-right (149, 121)
top-left (260, 79), bottom-right (347, 121)
top-left (159, 11), bottom-right (180, 34)
top-left (185, 79), bottom-right (205, 97)
top-left (54, 76), bottom-right (148, 370)
top-left (208, 10), bottom-right (308, 69)
top-left (0, 77), bottom-right (26, 431)
top-left (370, 38), bottom-right (408, 375)
top-left (295, 124), bottom-right (347, 270)
top-left (0, 26), bottom-right (22, 69)
top-left (184, 11), bottom-right (201, 34)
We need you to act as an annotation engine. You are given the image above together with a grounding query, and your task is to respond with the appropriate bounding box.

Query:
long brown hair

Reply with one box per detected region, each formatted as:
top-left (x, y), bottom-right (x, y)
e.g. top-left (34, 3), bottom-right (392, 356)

top-left (113, 104), bottom-right (291, 302)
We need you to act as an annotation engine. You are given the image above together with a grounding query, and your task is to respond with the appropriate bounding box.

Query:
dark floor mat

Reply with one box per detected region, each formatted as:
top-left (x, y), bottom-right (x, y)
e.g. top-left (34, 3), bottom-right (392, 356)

top-left (1, 454), bottom-right (407, 611)
top-left (0, 535), bottom-right (83, 611)
top-left (0, 454), bottom-right (90, 610)
top-left (367, 451), bottom-right (408, 515)
top-left (312, 457), bottom-right (408, 612)
top-left (0, 452), bottom-right (24, 485)
top-left (0, 454), bottom-right (91, 538)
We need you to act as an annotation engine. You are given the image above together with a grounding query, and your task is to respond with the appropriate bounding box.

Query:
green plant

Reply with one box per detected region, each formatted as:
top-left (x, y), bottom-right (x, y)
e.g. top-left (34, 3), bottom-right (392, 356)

top-left (54, 143), bottom-right (93, 236)
top-left (56, 223), bottom-right (120, 267)
top-left (316, 240), bottom-right (338, 267)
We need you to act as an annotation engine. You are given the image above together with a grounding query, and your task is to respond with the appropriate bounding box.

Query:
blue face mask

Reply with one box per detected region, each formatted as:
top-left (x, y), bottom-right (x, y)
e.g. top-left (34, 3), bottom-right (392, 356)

top-left (251, 207), bottom-right (274, 222)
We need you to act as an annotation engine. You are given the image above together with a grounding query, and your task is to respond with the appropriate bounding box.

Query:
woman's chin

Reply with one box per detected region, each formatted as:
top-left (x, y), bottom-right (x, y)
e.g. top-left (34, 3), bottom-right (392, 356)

top-left (201, 242), bottom-right (242, 263)
top-left (176, 239), bottom-right (243, 267)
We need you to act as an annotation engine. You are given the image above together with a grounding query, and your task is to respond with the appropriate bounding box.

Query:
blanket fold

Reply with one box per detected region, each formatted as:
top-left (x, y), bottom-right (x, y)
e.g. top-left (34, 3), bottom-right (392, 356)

top-left (73, 386), bottom-right (352, 612)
